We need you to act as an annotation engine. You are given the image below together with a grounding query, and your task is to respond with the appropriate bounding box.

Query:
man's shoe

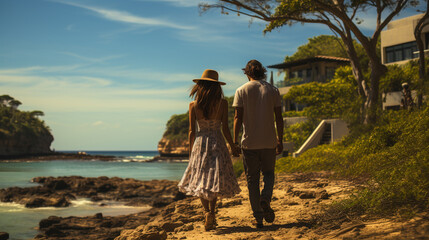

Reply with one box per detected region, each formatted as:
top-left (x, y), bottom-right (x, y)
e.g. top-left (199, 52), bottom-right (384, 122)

top-left (254, 218), bottom-right (263, 229)
top-left (261, 200), bottom-right (275, 223)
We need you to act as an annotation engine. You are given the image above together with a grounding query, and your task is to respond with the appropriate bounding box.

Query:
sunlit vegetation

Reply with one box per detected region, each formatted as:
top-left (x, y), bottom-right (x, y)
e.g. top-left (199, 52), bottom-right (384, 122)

top-left (0, 95), bottom-right (52, 141)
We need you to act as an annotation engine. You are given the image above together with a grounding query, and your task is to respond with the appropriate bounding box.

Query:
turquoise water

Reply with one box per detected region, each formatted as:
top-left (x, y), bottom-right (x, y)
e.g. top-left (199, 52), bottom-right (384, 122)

top-left (0, 151), bottom-right (188, 240)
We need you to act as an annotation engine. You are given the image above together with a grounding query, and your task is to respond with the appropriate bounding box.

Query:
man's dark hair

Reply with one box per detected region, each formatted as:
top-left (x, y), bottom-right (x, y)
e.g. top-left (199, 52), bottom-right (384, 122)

top-left (243, 59), bottom-right (267, 80)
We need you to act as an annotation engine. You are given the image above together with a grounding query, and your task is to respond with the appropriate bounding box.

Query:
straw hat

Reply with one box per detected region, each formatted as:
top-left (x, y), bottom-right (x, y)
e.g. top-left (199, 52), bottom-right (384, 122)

top-left (193, 69), bottom-right (226, 85)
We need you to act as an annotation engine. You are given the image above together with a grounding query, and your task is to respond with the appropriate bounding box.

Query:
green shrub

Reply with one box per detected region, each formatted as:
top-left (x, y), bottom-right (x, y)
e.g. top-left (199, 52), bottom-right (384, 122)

top-left (163, 113), bottom-right (189, 140)
top-left (283, 119), bottom-right (318, 151)
top-left (282, 111), bottom-right (305, 117)
top-left (0, 95), bottom-right (52, 142)
top-left (276, 107), bottom-right (429, 214)
top-left (284, 66), bottom-right (362, 125)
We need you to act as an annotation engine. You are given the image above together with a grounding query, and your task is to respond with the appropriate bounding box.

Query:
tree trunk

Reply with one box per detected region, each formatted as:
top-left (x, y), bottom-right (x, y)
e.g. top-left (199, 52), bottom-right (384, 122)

top-left (415, 31), bottom-right (425, 108)
top-left (414, 8), bottom-right (429, 109)
top-left (342, 29), bottom-right (367, 123)
top-left (366, 60), bottom-right (387, 123)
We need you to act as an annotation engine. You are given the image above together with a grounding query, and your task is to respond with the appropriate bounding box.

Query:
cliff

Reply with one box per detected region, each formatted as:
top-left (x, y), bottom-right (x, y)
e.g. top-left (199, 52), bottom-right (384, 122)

top-left (0, 131), bottom-right (53, 156)
top-left (158, 112), bottom-right (189, 157)
top-left (157, 138), bottom-right (189, 157)
top-left (0, 95), bottom-right (53, 157)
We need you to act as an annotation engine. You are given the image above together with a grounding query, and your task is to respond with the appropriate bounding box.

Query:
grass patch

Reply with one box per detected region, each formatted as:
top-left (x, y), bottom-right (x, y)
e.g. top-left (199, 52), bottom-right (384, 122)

top-left (233, 157), bottom-right (244, 178)
top-left (276, 107), bottom-right (429, 215)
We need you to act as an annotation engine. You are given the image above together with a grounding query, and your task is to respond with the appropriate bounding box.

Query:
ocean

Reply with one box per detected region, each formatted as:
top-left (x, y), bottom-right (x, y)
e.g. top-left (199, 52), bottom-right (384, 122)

top-left (0, 151), bottom-right (188, 240)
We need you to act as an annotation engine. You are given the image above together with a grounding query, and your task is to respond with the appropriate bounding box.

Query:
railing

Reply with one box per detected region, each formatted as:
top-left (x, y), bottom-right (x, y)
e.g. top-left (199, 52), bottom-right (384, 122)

top-left (276, 76), bottom-right (330, 88)
top-left (293, 121), bottom-right (327, 157)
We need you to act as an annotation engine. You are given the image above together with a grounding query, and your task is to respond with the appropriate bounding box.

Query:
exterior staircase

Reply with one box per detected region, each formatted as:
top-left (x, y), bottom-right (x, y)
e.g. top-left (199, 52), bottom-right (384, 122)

top-left (319, 124), bottom-right (332, 145)
top-left (293, 119), bottom-right (348, 157)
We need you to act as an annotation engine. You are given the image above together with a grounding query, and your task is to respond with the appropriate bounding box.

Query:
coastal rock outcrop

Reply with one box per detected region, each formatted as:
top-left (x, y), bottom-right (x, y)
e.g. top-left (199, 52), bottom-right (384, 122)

top-left (0, 95), bottom-right (54, 157)
top-left (0, 176), bottom-right (182, 208)
top-left (0, 132), bottom-right (53, 157)
top-left (35, 210), bottom-right (161, 240)
top-left (157, 138), bottom-right (189, 157)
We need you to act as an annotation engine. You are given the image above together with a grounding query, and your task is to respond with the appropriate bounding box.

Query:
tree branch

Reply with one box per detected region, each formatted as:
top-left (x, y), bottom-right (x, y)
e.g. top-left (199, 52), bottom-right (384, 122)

top-left (219, 0), bottom-right (271, 19)
top-left (372, 0), bottom-right (409, 42)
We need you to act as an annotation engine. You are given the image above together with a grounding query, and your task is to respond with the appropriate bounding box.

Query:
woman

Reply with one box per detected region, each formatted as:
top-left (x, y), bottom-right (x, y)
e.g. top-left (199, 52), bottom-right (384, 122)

top-left (178, 69), bottom-right (241, 231)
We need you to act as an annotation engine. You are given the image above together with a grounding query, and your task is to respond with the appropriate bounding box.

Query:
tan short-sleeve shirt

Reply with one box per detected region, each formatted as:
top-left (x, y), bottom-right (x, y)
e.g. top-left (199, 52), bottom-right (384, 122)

top-left (233, 80), bottom-right (281, 149)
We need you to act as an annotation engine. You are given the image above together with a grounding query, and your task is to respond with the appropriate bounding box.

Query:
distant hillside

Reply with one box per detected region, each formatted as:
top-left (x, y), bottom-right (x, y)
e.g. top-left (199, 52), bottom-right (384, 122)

top-left (0, 95), bottom-right (53, 156)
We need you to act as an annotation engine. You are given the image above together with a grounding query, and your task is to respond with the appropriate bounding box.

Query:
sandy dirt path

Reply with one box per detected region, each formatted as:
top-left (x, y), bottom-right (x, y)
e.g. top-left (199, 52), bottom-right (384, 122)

top-left (166, 172), bottom-right (429, 240)
top-left (117, 172), bottom-right (429, 240)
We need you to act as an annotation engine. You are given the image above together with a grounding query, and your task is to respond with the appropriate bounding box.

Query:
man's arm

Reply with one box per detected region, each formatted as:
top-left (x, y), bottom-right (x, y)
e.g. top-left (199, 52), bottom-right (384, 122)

top-left (274, 106), bottom-right (284, 155)
top-left (233, 107), bottom-right (243, 144)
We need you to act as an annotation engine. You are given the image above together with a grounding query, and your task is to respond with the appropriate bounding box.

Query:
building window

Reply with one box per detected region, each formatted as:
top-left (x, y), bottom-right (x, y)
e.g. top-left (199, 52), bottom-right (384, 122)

top-left (385, 41), bottom-right (418, 63)
top-left (306, 68), bottom-right (312, 78)
top-left (325, 67), bottom-right (336, 81)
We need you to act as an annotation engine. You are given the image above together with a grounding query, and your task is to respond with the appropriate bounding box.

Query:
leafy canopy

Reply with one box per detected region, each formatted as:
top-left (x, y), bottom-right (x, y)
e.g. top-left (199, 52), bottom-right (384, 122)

top-left (0, 95), bottom-right (51, 139)
top-left (284, 35), bottom-right (369, 72)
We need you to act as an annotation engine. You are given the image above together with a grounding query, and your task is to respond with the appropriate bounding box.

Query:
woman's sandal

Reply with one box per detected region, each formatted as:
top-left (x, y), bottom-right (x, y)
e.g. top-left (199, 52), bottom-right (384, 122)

top-left (204, 211), bottom-right (216, 231)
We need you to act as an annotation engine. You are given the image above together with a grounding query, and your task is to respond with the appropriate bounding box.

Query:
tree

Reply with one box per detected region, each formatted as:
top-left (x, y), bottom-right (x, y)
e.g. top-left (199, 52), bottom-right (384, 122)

top-left (0, 95), bottom-right (15, 107)
top-left (9, 100), bottom-right (22, 109)
top-left (286, 35), bottom-right (349, 61)
top-left (30, 110), bottom-right (45, 118)
top-left (201, 0), bottom-right (420, 123)
top-left (285, 35), bottom-right (368, 67)
top-left (414, 1), bottom-right (429, 108)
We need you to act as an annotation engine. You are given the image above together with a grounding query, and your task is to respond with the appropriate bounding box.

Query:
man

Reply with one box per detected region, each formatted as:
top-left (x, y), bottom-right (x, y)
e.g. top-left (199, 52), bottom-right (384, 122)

top-left (233, 59), bottom-right (284, 228)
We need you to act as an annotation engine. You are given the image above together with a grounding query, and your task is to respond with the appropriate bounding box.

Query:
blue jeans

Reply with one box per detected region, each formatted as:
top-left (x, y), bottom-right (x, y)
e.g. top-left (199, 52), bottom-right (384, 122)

top-left (242, 148), bottom-right (276, 220)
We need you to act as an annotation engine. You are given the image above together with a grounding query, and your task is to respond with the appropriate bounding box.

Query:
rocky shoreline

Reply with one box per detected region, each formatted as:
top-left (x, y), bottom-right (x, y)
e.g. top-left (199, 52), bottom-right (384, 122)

top-left (0, 176), bottom-right (185, 209)
top-left (0, 176), bottom-right (187, 239)
top-left (2, 173), bottom-right (428, 239)
top-left (0, 152), bottom-right (189, 162)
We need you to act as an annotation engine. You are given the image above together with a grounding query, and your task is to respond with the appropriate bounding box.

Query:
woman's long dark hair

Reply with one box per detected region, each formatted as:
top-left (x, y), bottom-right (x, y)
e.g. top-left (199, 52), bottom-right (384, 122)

top-left (190, 81), bottom-right (224, 119)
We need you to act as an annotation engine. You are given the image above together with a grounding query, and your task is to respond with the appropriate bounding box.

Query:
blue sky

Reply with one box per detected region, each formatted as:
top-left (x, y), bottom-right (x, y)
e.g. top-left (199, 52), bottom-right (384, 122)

top-left (0, 0), bottom-right (423, 151)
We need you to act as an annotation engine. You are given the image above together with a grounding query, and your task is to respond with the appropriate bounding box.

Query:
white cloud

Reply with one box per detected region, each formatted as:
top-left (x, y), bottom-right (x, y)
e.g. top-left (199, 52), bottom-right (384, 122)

top-left (53, 0), bottom-right (194, 30)
top-left (0, 66), bottom-right (192, 113)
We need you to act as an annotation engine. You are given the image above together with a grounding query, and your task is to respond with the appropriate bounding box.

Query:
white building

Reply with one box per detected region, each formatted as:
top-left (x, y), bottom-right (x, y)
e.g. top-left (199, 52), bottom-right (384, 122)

top-left (380, 13), bottom-right (427, 109)
top-left (381, 13), bottom-right (429, 65)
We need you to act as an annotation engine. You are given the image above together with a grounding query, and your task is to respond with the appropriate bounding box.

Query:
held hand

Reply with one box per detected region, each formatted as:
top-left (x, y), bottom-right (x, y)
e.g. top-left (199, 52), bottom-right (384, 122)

top-left (276, 141), bottom-right (283, 155)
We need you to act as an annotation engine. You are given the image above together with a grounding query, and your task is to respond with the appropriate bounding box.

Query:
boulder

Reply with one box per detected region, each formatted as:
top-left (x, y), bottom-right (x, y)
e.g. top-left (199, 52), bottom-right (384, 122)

top-left (39, 216), bottom-right (62, 229)
top-left (25, 196), bottom-right (71, 208)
